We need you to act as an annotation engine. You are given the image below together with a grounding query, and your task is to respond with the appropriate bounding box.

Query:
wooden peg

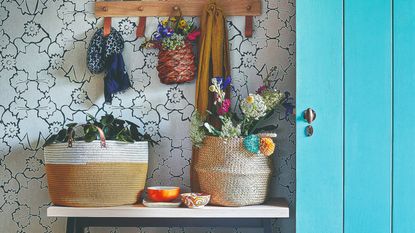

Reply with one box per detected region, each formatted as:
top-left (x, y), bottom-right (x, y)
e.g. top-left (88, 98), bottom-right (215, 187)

top-left (103, 17), bottom-right (112, 37)
top-left (173, 5), bottom-right (180, 11)
top-left (245, 16), bottom-right (253, 37)
top-left (136, 16), bottom-right (147, 38)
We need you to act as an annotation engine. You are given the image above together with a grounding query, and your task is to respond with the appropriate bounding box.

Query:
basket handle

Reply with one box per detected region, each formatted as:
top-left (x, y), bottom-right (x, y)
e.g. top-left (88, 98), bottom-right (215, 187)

top-left (67, 125), bottom-right (107, 148)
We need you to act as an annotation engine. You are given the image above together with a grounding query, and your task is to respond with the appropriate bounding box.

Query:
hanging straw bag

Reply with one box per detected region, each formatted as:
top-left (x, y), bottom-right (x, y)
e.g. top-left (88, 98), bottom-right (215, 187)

top-left (156, 9), bottom-right (196, 84)
top-left (157, 41), bottom-right (195, 84)
top-left (194, 136), bottom-right (273, 207)
top-left (44, 126), bottom-right (148, 207)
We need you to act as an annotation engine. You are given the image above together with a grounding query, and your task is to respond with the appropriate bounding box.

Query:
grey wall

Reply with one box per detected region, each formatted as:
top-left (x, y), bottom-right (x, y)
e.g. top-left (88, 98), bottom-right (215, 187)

top-left (0, 0), bottom-right (295, 232)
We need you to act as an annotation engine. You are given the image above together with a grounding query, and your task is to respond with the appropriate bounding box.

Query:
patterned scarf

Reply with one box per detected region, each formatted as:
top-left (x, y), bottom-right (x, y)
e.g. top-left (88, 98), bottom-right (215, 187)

top-left (87, 28), bottom-right (131, 103)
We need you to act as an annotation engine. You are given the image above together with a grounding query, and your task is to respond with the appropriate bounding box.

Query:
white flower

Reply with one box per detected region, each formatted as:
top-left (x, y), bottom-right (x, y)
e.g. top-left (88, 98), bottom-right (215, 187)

top-left (2, 55), bottom-right (16, 70)
top-left (144, 121), bottom-right (159, 136)
top-left (4, 190), bottom-right (17, 205)
top-left (118, 19), bottom-right (135, 35)
top-left (4, 122), bottom-right (19, 138)
top-left (24, 21), bottom-right (40, 37)
top-left (48, 122), bottom-right (63, 135)
top-left (71, 89), bottom-right (88, 104)
top-left (26, 157), bottom-right (42, 172)
top-left (145, 51), bottom-right (157, 69)
top-left (240, 94), bottom-right (267, 120)
top-left (50, 54), bottom-right (64, 70)
top-left (167, 87), bottom-right (184, 104)
top-left (220, 117), bottom-right (241, 138)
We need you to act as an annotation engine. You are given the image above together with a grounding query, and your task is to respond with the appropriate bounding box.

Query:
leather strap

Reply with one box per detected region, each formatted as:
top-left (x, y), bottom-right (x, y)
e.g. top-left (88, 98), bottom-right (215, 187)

top-left (67, 125), bottom-right (107, 148)
top-left (245, 16), bottom-right (253, 38)
top-left (136, 17), bottom-right (147, 38)
top-left (104, 17), bottom-right (112, 37)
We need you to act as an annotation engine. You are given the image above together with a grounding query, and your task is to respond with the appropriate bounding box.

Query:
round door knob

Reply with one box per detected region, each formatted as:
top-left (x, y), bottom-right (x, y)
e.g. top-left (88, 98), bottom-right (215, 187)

top-left (303, 108), bottom-right (316, 124)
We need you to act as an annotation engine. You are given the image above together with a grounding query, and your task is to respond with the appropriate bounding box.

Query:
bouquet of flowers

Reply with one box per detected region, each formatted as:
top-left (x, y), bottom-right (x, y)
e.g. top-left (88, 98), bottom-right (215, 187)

top-left (142, 16), bottom-right (201, 84)
top-left (142, 17), bottom-right (200, 51)
top-left (190, 75), bottom-right (286, 156)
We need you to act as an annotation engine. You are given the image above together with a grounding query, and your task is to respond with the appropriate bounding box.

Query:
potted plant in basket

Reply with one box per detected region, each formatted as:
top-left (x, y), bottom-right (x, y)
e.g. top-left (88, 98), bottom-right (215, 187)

top-left (190, 74), bottom-right (288, 207)
top-left (44, 114), bottom-right (157, 207)
top-left (141, 15), bottom-right (200, 84)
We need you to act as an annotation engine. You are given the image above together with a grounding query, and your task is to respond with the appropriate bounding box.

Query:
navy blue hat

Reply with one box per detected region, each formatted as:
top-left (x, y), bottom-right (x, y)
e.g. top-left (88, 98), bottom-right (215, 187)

top-left (87, 28), bottom-right (130, 103)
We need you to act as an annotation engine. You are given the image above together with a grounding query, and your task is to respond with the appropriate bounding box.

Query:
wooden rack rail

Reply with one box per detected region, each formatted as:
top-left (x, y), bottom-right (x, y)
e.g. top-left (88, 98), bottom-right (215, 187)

top-left (95, 0), bottom-right (261, 17)
top-left (95, 0), bottom-right (262, 37)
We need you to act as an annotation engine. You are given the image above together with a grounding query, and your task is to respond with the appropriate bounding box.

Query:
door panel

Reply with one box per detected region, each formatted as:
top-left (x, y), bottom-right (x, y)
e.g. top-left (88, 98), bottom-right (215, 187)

top-left (344, 1), bottom-right (392, 233)
top-left (393, 1), bottom-right (415, 232)
top-left (296, 0), bottom-right (344, 232)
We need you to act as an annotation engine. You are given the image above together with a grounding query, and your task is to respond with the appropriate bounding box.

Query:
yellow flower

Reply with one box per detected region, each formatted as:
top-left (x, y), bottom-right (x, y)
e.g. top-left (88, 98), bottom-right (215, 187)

top-left (170, 17), bottom-right (177, 23)
top-left (246, 95), bottom-right (255, 104)
top-left (161, 19), bottom-right (169, 26)
top-left (209, 85), bottom-right (217, 92)
top-left (179, 19), bottom-right (187, 29)
top-left (260, 138), bottom-right (275, 156)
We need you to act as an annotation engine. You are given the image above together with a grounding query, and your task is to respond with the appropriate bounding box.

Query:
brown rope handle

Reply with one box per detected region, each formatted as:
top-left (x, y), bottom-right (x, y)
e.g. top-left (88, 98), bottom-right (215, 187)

top-left (67, 125), bottom-right (106, 148)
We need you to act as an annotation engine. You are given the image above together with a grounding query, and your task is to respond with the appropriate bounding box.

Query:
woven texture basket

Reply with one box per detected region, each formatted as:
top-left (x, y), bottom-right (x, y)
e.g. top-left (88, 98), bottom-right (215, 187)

top-left (157, 42), bottom-right (195, 84)
top-left (44, 141), bottom-right (148, 207)
top-left (194, 136), bottom-right (272, 207)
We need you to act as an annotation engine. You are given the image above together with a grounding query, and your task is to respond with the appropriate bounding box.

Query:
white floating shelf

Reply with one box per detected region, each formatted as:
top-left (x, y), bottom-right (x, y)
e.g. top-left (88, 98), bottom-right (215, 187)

top-left (47, 199), bottom-right (289, 219)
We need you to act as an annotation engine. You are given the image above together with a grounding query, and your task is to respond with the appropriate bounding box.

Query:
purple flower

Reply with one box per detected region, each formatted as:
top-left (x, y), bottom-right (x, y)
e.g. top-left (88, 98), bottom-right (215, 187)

top-left (222, 76), bottom-right (232, 90)
top-left (153, 33), bottom-right (162, 41)
top-left (166, 28), bottom-right (174, 37)
top-left (157, 24), bottom-right (165, 34)
top-left (215, 76), bottom-right (232, 90)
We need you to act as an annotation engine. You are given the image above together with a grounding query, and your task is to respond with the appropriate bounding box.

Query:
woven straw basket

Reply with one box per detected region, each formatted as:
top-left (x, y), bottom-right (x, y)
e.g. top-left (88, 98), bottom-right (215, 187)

top-left (157, 41), bottom-right (195, 84)
top-left (44, 140), bottom-right (148, 207)
top-left (194, 136), bottom-right (272, 207)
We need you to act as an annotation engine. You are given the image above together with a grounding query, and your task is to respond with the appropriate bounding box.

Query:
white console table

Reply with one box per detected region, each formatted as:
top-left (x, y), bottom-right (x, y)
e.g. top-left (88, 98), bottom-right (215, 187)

top-left (47, 199), bottom-right (289, 233)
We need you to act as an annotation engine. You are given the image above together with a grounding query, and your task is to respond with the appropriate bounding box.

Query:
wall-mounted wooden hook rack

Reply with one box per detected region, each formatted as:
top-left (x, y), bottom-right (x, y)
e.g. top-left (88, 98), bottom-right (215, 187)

top-left (95, 0), bottom-right (261, 17)
top-left (95, 0), bottom-right (261, 37)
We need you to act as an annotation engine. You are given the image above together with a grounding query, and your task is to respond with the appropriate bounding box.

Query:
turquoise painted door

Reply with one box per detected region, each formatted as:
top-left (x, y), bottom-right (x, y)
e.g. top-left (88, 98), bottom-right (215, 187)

top-left (393, 0), bottom-right (415, 232)
top-left (297, 0), bottom-right (415, 232)
top-left (296, 1), bottom-right (344, 233)
top-left (344, 0), bottom-right (392, 233)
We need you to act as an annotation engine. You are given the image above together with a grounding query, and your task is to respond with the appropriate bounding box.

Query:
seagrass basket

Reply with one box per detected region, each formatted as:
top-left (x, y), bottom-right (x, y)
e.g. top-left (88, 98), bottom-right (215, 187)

top-left (44, 140), bottom-right (148, 207)
top-left (194, 136), bottom-right (273, 207)
top-left (157, 41), bottom-right (195, 84)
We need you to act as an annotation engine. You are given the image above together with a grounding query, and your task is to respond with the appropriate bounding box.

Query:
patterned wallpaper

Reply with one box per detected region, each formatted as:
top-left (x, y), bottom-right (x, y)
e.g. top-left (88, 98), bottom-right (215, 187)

top-left (0, 0), bottom-right (295, 232)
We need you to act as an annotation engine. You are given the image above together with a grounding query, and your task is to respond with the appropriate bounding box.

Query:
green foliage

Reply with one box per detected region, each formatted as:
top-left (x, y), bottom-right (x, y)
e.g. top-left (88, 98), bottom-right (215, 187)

top-left (44, 114), bottom-right (157, 146)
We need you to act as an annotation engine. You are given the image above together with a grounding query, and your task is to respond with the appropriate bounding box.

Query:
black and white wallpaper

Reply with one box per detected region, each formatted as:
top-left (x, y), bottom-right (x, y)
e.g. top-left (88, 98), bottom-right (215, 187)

top-left (0, 0), bottom-right (295, 232)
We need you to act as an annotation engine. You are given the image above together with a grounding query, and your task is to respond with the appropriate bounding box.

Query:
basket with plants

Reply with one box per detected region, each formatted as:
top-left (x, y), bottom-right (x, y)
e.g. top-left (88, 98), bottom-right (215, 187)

top-left (190, 74), bottom-right (289, 206)
top-left (142, 14), bottom-right (201, 84)
top-left (44, 114), bottom-right (156, 207)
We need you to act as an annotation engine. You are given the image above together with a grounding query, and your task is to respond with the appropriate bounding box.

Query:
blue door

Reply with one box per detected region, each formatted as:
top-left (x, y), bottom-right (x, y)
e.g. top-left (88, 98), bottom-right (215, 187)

top-left (296, 1), bottom-right (344, 233)
top-left (297, 0), bottom-right (415, 232)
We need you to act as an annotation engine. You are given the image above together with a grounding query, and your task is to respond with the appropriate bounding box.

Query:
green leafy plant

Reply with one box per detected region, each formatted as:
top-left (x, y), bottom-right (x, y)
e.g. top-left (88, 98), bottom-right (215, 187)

top-left (44, 114), bottom-right (157, 146)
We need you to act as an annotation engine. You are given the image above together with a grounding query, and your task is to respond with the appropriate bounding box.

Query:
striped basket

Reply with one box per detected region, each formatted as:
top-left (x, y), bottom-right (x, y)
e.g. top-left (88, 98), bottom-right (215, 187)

top-left (44, 140), bottom-right (148, 207)
top-left (194, 136), bottom-right (273, 207)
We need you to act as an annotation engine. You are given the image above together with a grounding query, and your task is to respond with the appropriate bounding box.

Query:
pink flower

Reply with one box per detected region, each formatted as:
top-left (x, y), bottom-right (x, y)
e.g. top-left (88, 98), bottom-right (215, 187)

top-left (187, 30), bottom-right (201, 41)
top-left (217, 99), bottom-right (231, 115)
